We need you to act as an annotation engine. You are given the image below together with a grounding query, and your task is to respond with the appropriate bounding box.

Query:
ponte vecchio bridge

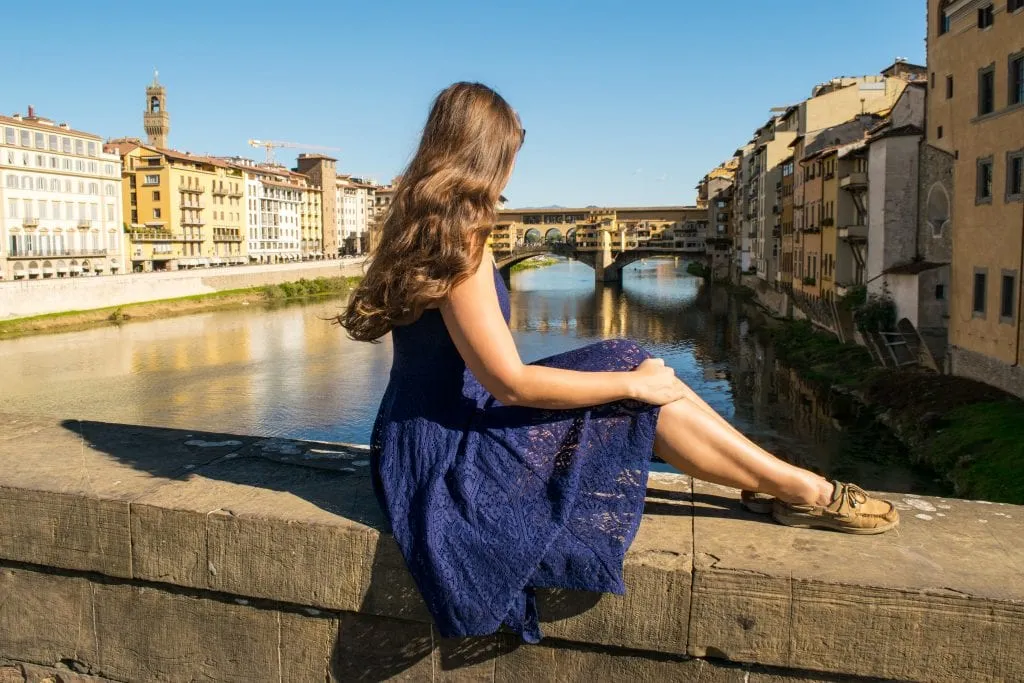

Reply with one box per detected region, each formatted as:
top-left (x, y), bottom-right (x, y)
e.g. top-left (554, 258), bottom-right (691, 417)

top-left (491, 205), bottom-right (710, 282)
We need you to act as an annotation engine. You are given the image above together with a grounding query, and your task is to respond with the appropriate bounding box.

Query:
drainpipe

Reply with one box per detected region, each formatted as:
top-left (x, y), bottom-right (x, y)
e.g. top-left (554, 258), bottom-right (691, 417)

top-left (1016, 199), bottom-right (1024, 368)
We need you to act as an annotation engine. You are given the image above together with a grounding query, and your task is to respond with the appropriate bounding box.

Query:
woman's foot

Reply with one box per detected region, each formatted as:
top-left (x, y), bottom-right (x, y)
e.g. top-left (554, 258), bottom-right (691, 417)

top-left (771, 481), bottom-right (900, 535)
top-left (740, 490), bottom-right (774, 515)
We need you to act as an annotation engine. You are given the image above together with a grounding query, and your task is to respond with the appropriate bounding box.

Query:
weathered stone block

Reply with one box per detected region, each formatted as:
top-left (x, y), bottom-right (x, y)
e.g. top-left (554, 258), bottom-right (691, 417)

top-left (0, 568), bottom-right (97, 669)
top-left (689, 482), bottom-right (1024, 682)
top-left (0, 414), bottom-right (250, 578)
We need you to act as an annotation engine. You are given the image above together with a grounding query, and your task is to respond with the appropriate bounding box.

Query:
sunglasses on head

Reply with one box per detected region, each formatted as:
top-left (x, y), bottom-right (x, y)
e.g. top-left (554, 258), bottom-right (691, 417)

top-left (521, 128), bottom-right (526, 145)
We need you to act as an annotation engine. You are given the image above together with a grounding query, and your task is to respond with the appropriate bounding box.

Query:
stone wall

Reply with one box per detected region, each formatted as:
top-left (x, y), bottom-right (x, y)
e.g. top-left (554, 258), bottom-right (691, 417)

top-left (740, 274), bottom-right (791, 319)
top-left (0, 258), bottom-right (367, 320)
top-left (950, 344), bottom-right (1024, 399)
top-left (0, 413), bottom-right (1022, 682)
top-left (917, 143), bottom-right (954, 265)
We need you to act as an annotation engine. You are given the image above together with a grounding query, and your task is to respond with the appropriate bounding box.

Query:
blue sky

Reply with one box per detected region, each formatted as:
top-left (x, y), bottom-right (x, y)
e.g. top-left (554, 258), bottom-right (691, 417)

top-left (1, 0), bottom-right (925, 207)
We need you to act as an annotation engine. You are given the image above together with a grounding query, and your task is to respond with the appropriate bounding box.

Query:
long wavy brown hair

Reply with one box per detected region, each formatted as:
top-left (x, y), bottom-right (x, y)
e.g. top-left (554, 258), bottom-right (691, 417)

top-left (338, 82), bottom-right (523, 342)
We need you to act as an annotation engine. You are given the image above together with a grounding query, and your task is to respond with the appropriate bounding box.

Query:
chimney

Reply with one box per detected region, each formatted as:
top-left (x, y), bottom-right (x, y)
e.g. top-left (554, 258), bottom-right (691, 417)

top-left (27, 105), bottom-right (35, 118)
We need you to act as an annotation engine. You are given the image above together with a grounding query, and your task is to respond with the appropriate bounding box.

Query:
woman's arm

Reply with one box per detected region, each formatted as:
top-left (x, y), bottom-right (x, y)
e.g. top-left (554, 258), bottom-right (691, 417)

top-left (440, 249), bottom-right (685, 409)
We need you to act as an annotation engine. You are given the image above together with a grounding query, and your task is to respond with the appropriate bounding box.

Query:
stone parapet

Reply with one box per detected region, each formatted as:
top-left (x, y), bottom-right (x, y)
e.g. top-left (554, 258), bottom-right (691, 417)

top-left (0, 413), bottom-right (1021, 681)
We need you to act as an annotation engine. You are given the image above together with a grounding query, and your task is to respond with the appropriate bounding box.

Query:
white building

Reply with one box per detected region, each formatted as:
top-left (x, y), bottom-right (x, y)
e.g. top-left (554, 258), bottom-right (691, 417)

top-left (336, 175), bottom-right (376, 255)
top-left (0, 109), bottom-right (125, 280)
top-left (238, 163), bottom-right (302, 263)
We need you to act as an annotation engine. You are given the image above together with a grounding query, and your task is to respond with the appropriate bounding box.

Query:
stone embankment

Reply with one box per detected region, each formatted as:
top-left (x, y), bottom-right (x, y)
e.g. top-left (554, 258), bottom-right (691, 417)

top-left (0, 413), bottom-right (1021, 681)
top-left (0, 258), bottom-right (367, 320)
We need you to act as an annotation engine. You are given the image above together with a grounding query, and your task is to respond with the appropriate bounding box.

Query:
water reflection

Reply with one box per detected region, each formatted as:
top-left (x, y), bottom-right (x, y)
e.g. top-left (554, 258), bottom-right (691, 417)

top-left (0, 257), bottom-right (942, 494)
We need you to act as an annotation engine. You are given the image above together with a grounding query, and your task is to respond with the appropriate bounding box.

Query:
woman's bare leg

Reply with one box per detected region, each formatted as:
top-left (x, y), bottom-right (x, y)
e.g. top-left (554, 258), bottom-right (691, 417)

top-left (654, 394), bottom-right (834, 507)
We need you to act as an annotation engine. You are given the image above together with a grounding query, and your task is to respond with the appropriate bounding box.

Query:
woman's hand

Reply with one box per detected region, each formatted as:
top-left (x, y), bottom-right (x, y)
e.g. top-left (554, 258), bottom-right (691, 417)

top-left (628, 358), bottom-right (687, 406)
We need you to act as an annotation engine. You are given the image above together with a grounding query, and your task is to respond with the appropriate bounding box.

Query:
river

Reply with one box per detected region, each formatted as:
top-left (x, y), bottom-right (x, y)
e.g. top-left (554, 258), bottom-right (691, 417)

top-left (0, 258), bottom-right (942, 494)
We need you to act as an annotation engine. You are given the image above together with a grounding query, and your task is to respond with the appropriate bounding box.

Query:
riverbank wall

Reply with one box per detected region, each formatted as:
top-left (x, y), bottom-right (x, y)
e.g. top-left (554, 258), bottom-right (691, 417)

top-left (1, 413), bottom-right (1021, 682)
top-left (0, 258), bottom-right (367, 320)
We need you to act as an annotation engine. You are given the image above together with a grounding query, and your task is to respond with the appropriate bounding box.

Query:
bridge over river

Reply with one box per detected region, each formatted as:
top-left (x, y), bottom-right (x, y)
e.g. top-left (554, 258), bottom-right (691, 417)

top-left (494, 242), bottom-right (700, 282)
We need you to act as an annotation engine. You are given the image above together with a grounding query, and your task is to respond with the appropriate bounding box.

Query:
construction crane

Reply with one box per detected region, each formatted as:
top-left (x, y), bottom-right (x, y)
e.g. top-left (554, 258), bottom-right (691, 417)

top-left (247, 139), bottom-right (341, 165)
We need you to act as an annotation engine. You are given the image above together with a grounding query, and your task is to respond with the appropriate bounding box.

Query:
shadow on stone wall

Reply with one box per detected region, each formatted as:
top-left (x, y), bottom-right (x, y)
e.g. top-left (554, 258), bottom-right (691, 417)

top-left (66, 419), bottom-right (702, 677)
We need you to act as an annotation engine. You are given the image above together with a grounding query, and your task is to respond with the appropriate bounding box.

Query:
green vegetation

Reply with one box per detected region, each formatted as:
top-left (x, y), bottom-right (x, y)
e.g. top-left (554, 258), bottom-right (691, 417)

top-left (767, 320), bottom-right (879, 388)
top-left (685, 261), bottom-right (710, 279)
top-left (510, 257), bottom-right (559, 273)
top-left (261, 276), bottom-right (361, 301)
top-left (838, 284), bottom-right (897, 332)
top-left (767, 317), bottom-right (1024, 504)
top-left (922, 402), bottom-right (1024, 503)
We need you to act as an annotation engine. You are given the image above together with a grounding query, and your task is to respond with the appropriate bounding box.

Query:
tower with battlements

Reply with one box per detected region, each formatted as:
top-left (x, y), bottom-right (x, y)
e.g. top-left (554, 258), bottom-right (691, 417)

top-left (143, 71), bottom-right (170, 149)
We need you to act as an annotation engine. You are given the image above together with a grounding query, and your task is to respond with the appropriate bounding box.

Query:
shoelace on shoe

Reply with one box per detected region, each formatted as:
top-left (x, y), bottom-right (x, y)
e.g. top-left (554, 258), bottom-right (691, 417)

top-left (835, 482), bottom-right (869, 511)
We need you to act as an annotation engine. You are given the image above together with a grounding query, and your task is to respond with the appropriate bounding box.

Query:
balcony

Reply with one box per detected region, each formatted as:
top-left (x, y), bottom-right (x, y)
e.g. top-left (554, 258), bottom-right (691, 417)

top-left (840, 172), bottom-right (868, 190)
top-left (211, 185), bottom-right (228, 196)
top-left (213, 233), bottom-right (244, 242)
top-left (130, 229), bottom-right (182, 242)
top-left (181, 217), bottom-right (205, 227)
top-left (180, 201), bottom-right (204, 209)
top-left (179, 185), bottom-right (205, 194)
top-left (22, 218), bottom-right (39, 229)
top-left (839, 224), bottom-right (868, 241)
top-left (6, 248), bottom-right (108, 259)
top-left (228, 189), bottom-right (243, 198)
top-left (77, 220), bottom-right (94, 229)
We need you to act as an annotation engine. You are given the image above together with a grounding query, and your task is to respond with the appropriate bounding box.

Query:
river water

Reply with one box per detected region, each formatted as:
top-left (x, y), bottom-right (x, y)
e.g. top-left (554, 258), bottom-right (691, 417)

top-left (0, 258), bottom-right (942, 494)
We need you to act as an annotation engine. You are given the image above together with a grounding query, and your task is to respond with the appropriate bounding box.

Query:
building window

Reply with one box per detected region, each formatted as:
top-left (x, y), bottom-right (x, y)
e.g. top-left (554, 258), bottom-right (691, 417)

top-left (153, 190), bottom-right (161, 201)
top-left (1001, 272), bottom-right (1017, 322)
top-left (979, 65), bottom-right (996, 115)
top-left (977, 157), bottom-right (994, 203)
top-left (153, 208), bottom-right (161, 219)
top-left (974, 269), bottom-right (988, 317)
top-left (19, 130), bottom-right (30, 147)
top-left (1011, 53), bottom-right (1024, 106)
top-left (75, 140), bottom-right (84, 156)
top-left (3, 127), bottom-right (14, 145)
top-left (978, 4), bottom-right (994, 28)
top-left (143, 174), bottom-right (159, 186)
top-left (946, 75), bottom-right (954, 99)
top-left (937, 125), bottom-right (944, 139)
top-left (1011, 0), bottom-right (1024, 10)
top-left (1007, 151), bottom-right (1024, 201)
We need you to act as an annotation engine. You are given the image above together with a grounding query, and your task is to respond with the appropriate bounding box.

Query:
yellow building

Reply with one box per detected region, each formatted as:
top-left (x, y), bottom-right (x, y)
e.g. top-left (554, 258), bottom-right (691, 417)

top-left (928, 0), bottom-right (1024, 397)
top-left (108, 140), bottom-right (246, 271)
top-left (819, 149), bottom-right (839, 302)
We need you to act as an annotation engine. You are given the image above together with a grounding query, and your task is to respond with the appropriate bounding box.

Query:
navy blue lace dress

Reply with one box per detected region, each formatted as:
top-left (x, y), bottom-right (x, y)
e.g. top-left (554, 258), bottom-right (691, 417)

top-left (370, 266), bottom-right (660, 642)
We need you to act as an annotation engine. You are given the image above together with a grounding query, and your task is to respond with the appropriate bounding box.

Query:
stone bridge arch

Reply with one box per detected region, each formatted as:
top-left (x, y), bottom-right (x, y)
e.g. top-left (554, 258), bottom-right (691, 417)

top-left (494, 243), bottom-right (590, 276)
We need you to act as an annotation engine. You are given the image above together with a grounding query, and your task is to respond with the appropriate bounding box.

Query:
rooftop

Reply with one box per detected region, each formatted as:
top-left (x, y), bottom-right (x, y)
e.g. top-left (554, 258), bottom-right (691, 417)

top-left (0, 109), bottom-right (103, 141)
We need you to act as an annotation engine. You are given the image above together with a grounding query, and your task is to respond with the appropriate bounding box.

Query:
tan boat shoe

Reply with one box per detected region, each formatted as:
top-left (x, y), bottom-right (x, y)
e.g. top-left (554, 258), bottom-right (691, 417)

top-left (772, 481), bottom-right (899, 535)
top-left (740, 490), bottom-right (774, 515)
